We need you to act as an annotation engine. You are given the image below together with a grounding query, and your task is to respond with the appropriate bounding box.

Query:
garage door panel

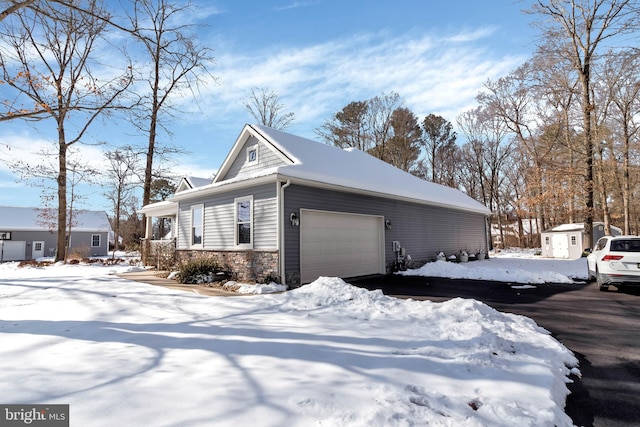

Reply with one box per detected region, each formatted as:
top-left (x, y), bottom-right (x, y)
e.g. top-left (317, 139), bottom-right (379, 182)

top-left (1, 241), bottom-right (27, 261)
top-left (300, 210), bottom-right (384, 283)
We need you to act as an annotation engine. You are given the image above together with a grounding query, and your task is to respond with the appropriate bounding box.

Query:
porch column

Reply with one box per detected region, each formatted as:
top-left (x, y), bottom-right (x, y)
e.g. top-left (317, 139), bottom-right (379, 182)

top-left (145, 215), bottom-right (153, 239)
top-left (141, 215), bottom-right (153, 266)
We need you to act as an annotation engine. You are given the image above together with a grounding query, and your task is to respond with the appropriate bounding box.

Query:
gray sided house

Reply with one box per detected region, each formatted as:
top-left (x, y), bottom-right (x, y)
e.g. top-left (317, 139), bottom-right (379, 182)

top-left (0, 206), bottom-right (112, 261)
top-left (140, 124), bottom-right (491, 287)
top-left (541, 222), bottom-right (622, 260)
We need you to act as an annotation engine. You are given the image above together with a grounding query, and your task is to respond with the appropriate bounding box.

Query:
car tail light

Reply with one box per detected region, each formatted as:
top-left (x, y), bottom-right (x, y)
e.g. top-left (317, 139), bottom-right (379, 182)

top-left (602, 255), bottom-right (624, 261)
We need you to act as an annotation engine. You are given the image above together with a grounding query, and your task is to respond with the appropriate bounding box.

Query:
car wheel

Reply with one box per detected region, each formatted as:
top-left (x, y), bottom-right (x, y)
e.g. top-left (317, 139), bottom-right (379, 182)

top-left (596, 270), bottom-right (609, 291)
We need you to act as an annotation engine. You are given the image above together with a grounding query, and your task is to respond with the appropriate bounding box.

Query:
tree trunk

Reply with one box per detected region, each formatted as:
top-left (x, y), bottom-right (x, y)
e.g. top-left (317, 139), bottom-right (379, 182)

top-left (595, 146), bottom-right (611, 235)
top-left (580, 69), bottom-right (595, 249)
top-left (622, 119), bottom-right (631, 234)
top-left (56, 128), bottom-right (67, 262)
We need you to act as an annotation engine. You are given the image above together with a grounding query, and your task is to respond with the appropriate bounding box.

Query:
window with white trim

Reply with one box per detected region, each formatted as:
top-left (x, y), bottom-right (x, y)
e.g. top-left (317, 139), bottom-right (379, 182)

top-left (191, 205), bottom-right (203, 246)
top-left (235, 196), bottom-right (253, 247)
top-left (91, 234), bottom-right (101, 247)
top-left (545, 236), bottom-right (550, 246)
top-left (571, 235), bottom-right (577, 246)
top-left (247, 146), bottom-right (258, 163)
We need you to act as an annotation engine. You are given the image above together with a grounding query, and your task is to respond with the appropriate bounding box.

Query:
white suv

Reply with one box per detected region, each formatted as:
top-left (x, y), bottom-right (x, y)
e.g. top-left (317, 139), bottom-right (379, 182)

top-left (587, 236), bottom-right (640, 291)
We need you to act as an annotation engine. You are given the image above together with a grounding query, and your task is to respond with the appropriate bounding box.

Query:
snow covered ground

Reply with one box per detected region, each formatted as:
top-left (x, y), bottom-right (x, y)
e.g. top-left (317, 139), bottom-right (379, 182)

top-left (0, 252), bottom-right (582, 426)
top-left (401, 248), bottom-right (589, 285)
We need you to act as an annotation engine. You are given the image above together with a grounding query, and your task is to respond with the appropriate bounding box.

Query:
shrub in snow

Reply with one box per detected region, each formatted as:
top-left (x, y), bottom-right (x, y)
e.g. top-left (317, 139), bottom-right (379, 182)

top-left (177, 258), bottom-right (223, 284)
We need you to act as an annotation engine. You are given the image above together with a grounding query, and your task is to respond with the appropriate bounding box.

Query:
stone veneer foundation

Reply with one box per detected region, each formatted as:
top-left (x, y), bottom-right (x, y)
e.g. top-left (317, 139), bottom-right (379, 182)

top-left (176, 250), bottom-right (279, 283)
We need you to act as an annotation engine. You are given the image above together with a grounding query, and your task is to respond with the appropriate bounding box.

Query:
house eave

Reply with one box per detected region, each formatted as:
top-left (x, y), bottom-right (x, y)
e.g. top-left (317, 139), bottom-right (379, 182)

top-left (160, 171), bottom-right (490, 216)
top-left (138, 200), bottom-right (179, 217)
top-left (169, 174), bottom-right (279, 202)
top-left (278, 174), bottom-right (492, 216)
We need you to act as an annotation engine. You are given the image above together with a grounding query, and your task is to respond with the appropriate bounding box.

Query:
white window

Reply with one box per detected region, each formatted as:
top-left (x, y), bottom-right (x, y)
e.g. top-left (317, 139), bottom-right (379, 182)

top-left (571, 235), bottom-right (577, 246)
top-left (91, 234), bottom-right (101, 247)
top-left (247, 146), bottom-right (258, 163)
top-left (545, 236), bottom-right (550, 246)
top-left (235, 196), bottom-right (253, 248)
top-left (191, 205), bottom-right (203, 246)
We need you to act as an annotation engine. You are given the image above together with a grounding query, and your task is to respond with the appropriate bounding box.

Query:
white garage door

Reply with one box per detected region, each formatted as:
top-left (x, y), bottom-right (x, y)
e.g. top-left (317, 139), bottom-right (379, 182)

top-left (0, 241), bottom-right (27, 261)
top-left (300, 209), bottom-right (385, 283)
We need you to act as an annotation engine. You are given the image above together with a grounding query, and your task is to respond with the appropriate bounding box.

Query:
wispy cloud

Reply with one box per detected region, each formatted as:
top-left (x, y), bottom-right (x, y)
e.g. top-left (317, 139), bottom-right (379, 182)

top-left (274, 1), bottom-right (320, 12)
top-left (446, 27), bottom-right (497, 43)
top-left (193, 27), bottom-right (524, 136)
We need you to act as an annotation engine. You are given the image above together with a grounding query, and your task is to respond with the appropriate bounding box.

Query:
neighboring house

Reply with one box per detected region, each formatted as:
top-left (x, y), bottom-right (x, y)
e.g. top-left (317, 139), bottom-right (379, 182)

top-left (0, 206), bottom-right (112, 261)
top-left (139, 124), bottom-right (491, 286)
top-left (541, 222), bottom-right (622, 260)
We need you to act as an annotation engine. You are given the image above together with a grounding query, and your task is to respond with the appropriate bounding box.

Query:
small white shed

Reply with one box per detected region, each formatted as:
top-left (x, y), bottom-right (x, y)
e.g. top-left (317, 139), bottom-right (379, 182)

top-left (541, 222), bottom-right (621, 259)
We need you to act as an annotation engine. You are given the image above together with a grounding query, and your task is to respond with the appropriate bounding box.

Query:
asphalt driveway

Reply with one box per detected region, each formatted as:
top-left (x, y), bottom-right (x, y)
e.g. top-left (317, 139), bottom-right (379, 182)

top-left (350, 275), bottom-right (640, 427)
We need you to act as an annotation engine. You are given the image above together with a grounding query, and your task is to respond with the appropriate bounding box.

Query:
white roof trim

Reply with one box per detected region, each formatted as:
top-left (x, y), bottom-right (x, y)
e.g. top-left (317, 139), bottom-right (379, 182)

top-left (138, 200), bottom-right (178, 217)
top-left (213, 124), bottom-right (293, 184)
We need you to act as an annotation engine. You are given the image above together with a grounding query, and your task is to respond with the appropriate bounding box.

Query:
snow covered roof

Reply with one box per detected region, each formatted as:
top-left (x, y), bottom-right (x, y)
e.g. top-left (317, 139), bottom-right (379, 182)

top-left (258, 125), bottom-right (490, 214)
top-left (182, 124), bottom-right (489, 215)
top-left (549, 223), bottom-right (584, 232)
top-left (177, 176), bottom-right (212, 191)
top-left (0, 206), bottom-right (112, 232)
top-left (545, 222), bottom-right (621, 233)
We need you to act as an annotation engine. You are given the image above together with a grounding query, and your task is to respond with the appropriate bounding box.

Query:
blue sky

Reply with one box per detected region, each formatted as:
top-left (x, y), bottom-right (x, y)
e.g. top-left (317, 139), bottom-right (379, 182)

top-left (0, 0), bottom-right (537, 211)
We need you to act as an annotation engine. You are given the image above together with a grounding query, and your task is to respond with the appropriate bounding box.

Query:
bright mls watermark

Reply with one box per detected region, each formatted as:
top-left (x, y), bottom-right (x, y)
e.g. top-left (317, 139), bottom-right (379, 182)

top-left (0, 405), bottom-right (68, 427)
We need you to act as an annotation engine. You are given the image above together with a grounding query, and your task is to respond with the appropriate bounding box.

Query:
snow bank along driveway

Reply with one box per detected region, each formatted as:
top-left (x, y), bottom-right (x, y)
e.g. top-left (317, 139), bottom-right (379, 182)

top-left (0, 263), bottom-right (579, 426)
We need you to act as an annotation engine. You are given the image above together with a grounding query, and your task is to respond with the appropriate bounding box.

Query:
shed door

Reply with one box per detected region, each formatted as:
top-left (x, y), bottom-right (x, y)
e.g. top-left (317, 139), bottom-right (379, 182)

top-left (0, 241), bottom-right (27, 261)
top-left (300, 209), bottom-right (385, 284)
top-left (551, 234), bottom-right (569, 259)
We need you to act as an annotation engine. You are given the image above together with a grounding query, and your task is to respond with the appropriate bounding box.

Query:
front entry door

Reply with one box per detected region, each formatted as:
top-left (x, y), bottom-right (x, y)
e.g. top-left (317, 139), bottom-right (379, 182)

top-left (32, 241), bottom-right (45, 259)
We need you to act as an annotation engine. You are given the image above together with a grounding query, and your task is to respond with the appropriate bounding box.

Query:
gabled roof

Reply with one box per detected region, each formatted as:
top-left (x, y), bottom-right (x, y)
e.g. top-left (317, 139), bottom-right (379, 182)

top-left (0, 206), bottom-right (112, 232)
top-left (176, 176), bottom-right (212, 193)
top-left (170, 124), bottom-right (491, 215)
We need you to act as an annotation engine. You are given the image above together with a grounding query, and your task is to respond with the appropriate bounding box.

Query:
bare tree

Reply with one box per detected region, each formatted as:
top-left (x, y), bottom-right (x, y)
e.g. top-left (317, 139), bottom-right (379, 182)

top-left (458, 106), bottom-right (512, 247)
top-left (529, 0), bottom-right (640, 248)
top-left (0, 1), bottom-right (35, 23)
top-left (12, 148), bottom-right (98, 259)
top-left (1, 0), bottom-right (137, 33)
top-left (103, 147), bottom-right (140, 257)
top-left (480, 63), bottom-right (556, 232)
top-left (531, 50), bottom-right (582, 224)
top-left (599, 49), bottom-right (640, 234)
top-left (128, 0), bottom-right (215, 209)
top-left (0, 0), bottom-right (133, 261)
top-left (63, 161), bottom-right (99, 261)
top-left (244, 87), bottom-right (295, 129)
top-left (367, 92), bottom-right (402, 162)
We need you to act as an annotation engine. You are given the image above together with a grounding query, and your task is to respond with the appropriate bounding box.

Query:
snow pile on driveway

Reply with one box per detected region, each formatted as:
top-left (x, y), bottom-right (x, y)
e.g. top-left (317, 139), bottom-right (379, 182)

top-left (0, 262), bottom-right (578, 426)
top-left (400, 251), bottom-right (588, 284)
